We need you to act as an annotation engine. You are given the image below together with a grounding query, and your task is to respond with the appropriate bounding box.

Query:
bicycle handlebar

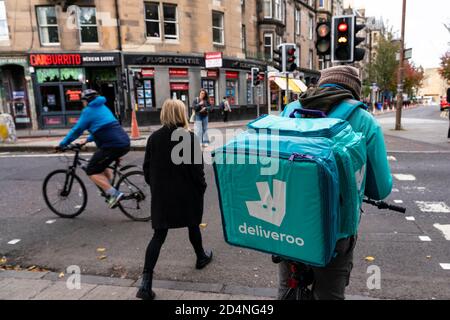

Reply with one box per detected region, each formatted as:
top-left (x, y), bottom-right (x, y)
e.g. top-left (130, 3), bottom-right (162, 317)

top-left (363, 198), bottom-right (406, 213)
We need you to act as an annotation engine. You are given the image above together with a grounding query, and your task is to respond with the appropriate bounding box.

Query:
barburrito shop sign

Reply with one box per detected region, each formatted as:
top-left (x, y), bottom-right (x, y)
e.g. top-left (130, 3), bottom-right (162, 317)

top-left (29, 53), bottom-right (120, 67)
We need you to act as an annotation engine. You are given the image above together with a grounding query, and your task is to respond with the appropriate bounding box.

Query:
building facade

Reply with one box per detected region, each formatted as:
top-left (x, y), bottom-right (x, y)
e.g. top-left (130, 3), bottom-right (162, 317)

top-left (417, 68), bottom-right (449, 104)
top-left (1, 0), bottom-right (328, 129)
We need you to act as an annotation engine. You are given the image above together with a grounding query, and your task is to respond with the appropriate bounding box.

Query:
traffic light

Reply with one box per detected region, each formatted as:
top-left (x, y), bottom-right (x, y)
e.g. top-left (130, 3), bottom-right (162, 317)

top-left (133, 71), bottom-right (143, 88)
top-left (332, 16), bottom-right (353, 63)
top-left (316, 21), bottom-right (331, 56)
top-left (272, 47), bottom-right (282, 72)
top-left (353, 19), bottom-right (366, 62)
top-left (251, 67), bottom-right (261, 87)
top-left (284, 44), bottom-right (298, 72)
top-left (121, 71), bottom-right (128, 91)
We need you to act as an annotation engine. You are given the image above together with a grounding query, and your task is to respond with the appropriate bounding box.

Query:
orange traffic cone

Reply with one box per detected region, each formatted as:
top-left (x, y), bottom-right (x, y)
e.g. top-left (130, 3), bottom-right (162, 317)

top-left (130, 107), bottom-right (141, 140)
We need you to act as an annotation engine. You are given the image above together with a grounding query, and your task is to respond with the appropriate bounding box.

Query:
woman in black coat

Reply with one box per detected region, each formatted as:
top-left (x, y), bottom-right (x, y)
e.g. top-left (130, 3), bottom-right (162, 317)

top-left (137, 99), bottom-right (213, 300)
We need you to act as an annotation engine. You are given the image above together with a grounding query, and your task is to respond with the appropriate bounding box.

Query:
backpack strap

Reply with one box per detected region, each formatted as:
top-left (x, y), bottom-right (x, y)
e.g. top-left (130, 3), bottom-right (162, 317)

top-left (328, 99), bottom-right (368, 121)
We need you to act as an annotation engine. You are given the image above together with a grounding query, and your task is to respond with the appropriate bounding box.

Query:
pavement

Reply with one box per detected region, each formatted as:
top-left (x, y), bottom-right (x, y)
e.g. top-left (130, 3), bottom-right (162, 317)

top-left (1, 104), bottom-right (449, 300)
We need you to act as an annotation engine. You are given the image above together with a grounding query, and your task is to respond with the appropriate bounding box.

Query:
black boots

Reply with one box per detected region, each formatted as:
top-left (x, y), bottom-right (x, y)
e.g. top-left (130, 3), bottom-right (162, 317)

top-left (196, 250), bottom-right (213, 270)
top-left (136, 272), bottom-right (156, 300)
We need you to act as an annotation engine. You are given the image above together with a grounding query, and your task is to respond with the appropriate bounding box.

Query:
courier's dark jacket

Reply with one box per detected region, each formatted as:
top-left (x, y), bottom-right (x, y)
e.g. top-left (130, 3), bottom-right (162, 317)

top-left (143, 125), bottom-right (207, 229)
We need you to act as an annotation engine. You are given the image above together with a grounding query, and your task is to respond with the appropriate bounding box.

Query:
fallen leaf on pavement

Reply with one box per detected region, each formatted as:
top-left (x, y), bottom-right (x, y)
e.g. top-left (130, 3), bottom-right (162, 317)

top-left (98, 255), bottom-right (107, 260)
top-left (96, 248), bottom-right (106, 253)
top-left (58, 272), bottom-right (65, 278)
top-left (426, 256), bottom-right (432, 259)
top-left (27, 266), bottom-right (36, 271)
top-left (200, 223), bottom-right (208, 229)
top-left (0, 257), bottom-right (6, 265)
top-left (365, 256), bottom-right (375, 262)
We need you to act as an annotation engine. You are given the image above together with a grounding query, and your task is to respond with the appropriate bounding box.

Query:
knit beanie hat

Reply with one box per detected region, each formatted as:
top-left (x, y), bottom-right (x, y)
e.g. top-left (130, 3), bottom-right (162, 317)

top-left (318, 66), bottom-right (362, 100)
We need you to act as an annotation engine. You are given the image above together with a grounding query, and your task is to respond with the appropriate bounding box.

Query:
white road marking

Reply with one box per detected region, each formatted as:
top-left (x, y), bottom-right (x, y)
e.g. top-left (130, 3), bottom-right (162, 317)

top-left (46, 220), bottom-right (56, 224)
top-left (405, 216), bottom-right (416, 221)
top-left (0, 153), bottom-right (93, 159)
top-left (416, 201), bottom-right (450, 213)
top-left (433, 224), bottom-right (450, 241)
top-left (394, 200), bottom-right (404, 204)
top-left (393, 174), bottom-right (416, 181)
top-left (8, 239), bottom-right (21, 245)
top-left (419, 236), bottom-right (432, 242)
top-left (387, 156), bottom-right (397, 161)
top-left (440, 263), bottom-right (450, 270)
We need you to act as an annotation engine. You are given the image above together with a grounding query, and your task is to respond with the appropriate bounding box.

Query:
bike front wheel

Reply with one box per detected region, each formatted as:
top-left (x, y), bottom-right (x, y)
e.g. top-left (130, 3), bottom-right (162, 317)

top-left (116, 171), bottom-right (151, 222)
top-left (42, 170), bottom-right (87, 218)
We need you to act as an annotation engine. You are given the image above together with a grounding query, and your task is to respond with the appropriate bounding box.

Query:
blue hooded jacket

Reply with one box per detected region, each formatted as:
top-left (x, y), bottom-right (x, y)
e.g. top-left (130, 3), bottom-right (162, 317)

top-left (59, 96), bottom-right (130, 149)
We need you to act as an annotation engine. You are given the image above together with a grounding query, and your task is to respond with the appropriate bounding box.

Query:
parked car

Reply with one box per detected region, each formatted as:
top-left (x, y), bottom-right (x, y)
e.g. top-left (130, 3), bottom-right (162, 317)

top-left (440, 97), bottom-right (450, 111)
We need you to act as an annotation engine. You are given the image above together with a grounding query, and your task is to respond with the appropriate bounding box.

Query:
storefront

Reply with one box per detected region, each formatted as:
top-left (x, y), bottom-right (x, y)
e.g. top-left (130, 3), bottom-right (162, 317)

top-left (0, 56), bottom-right (37, 129)
top-left (124, 53), bottom-right (267, 125)
top-left (29, 52), bottom-right (121, 129)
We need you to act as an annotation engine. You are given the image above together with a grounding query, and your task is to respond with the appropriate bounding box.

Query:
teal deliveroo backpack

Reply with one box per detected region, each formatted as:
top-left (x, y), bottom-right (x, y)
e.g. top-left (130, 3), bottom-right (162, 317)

top-left (212, 104), bottom-right (367, 267)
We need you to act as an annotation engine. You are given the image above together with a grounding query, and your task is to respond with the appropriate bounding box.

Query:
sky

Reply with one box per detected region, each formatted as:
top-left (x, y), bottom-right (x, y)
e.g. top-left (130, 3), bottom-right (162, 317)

top-left (344, 0), bottom-right (450, 69)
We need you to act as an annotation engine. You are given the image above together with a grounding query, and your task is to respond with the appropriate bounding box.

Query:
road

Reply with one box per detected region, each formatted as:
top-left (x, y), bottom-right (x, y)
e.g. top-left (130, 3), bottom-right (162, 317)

top-left (1, 105), bottom-right (449, 299)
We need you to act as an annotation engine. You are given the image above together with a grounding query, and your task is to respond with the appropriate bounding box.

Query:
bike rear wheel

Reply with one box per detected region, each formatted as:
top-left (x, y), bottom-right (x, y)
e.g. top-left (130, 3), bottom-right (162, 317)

top-left (116, 171), bottom-right (151, 222)
top-left (42, 170), bottom-right (87, 218)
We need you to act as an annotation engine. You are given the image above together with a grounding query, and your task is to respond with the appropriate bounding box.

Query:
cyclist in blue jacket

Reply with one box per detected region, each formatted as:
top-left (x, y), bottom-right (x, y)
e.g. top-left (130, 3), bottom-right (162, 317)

top-left (57, 89), bottom-right (131, 208)
top-left (280, 66), bottom-right (393, 300)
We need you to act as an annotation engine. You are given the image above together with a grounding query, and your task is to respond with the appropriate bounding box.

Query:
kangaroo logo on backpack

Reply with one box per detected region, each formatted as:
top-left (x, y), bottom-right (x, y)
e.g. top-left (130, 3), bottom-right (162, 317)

top-left (246, 180), bottom-right (286, 227)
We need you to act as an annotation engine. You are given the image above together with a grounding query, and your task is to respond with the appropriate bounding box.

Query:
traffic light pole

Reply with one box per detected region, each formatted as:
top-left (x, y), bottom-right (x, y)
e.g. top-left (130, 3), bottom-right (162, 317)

top-left (395, 0), bottom-right (407, 131)
top-left (285, 72), bottom-right (290, 107)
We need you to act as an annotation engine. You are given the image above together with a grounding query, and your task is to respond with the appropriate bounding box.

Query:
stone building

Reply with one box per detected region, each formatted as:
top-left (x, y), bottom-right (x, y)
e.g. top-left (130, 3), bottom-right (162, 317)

top-left (0, 0), bottom-right (327, 129)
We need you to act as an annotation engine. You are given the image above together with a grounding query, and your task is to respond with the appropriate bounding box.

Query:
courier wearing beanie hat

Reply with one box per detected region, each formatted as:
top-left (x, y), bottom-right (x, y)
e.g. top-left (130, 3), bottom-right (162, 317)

top-left (318, 66), bottom-right (362, 101)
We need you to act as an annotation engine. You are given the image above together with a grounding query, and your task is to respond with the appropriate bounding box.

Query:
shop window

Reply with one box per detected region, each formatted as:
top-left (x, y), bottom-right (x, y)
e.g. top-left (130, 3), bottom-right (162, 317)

top-left (136, 79), bottom-right (155, 109)
top-left (226, 80), bottom-right (238, 105)
top-left (163, 4), bottom-right (178, 40)
top-left (36, 6), bottom-right (59, 45)
top-left (145, 2), bottom-right (160, 38)
top-left (201, 79), bottom-right (216, 106)
top-left (79, 7), bottom-right (98, 43)
top-left (61, 68), bottom-right (84, 82)
top-left (37, 68), bottom-right (60, 83)
top-left (212, 11), bottom-right (224, 45)
top-left (40, 86), bottom-right (62, 113)
top-left (0, 1), bottom-right (9, 41)
top-left (64, 85), bottom-right (83, 111)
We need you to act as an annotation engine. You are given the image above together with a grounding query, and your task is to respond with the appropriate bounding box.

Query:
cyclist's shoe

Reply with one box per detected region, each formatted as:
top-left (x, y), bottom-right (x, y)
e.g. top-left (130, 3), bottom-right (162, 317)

top-left (196, 250), bottom-right (213, 270)
top-left (107, 191), bottom-right (124, 209)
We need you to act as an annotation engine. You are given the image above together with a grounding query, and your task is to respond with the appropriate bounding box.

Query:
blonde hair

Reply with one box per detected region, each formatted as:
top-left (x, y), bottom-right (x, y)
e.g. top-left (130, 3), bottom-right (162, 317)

top-left (160, 99), bottom-right (189, 129)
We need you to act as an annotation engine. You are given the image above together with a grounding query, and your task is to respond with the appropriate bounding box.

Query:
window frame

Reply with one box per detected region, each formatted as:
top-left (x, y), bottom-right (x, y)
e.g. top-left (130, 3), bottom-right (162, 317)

top-left (36, 5), bottom-right (60, 46)
top-left (319, 0), bottom-right (325, 8)
top-left (241, 24), bottom-right (246, 52)
top-left (295, 8), bottom-right (300, 36)
top-left (212, 11), bottom-right (224, 46)
top-left (162, 3), bottom-right (179, 40)
top-left (308, 14), bottom-right (314, 40)
top-left (309, 49), bottom-right (314, 70)
top-left (78, 6), bottom-right (99, 44)
top-left (264, 33), bottom-right (273, 61)
top-left (144, 1), bottom-right (161, 39)
top-left (263, 0), bottom-right (272, 19)
top-left (0, 0), bottom-right (8, 41)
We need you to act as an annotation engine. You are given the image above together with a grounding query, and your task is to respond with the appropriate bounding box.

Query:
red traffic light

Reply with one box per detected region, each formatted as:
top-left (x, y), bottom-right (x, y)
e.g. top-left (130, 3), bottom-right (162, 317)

top-left (317, 24), bottom-right (330, 37)
top-left (338, 22), bottom-right (348, 32)
top-left (287, 47), bottom-right (296, 56)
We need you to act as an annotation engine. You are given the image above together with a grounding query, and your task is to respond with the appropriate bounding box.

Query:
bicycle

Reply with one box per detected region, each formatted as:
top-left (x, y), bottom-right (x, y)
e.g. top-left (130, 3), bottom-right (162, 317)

top-left (42, 143), bottom-right (151, 222)
top-left (273, 199), bottom-right (406, 300)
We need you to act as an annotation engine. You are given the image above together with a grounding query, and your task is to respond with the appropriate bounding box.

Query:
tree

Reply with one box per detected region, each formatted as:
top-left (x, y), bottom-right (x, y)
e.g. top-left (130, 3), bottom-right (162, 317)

top-left (438, 51), bottom-right (450, 82)
top-left (366, 33), bottom-right (400, 98)
top-left (403, 61), bottom-right (425, 98)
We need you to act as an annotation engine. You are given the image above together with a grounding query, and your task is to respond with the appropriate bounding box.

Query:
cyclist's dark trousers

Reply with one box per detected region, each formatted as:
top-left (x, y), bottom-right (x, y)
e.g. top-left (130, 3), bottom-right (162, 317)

top-left (143, 226), bottom-right (205, 274)
top-left (85, 147), bottom-right (130, 176)
top-left (278, 236), bottom-right (357, 300)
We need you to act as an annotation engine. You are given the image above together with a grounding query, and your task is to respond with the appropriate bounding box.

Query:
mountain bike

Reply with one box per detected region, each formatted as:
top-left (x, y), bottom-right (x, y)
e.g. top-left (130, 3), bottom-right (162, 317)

top-left (273, 199), bottom-right (406, 300)
top-left (42, 143), bottom-right (151, 222)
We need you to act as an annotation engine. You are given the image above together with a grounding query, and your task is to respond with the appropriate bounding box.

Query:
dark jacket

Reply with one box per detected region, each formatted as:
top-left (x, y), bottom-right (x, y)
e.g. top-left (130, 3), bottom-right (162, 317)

top-left (143, 125), bottom-right (207, 229)
top-left (193, 97), bottom-right (211, 118)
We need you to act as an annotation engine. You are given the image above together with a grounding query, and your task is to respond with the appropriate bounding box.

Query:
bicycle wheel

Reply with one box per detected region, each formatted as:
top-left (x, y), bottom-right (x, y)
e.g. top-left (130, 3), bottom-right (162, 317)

top-left (43, 170), bottom-right (87, 218)
top-left (115, 171), bottom-right (151, 222)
